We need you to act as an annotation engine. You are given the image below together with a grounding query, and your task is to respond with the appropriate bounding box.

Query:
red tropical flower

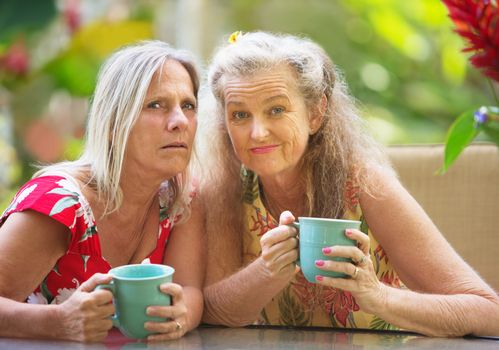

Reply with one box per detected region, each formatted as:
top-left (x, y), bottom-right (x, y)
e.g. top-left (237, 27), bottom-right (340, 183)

top-left (291, 272), bottom-right (321, 311)
top-left (442, 0), bottom-right (499, 81)
top-left (373, 244), bottom-right (389, 264)
top-left (250, 208), bottom-right (277, 237)
top-left (322, 287), bottom-right (360, 327)
top-left (292, 273), bottom-right (360, 327)
top-left (379, 270), bottom-right (403, 288)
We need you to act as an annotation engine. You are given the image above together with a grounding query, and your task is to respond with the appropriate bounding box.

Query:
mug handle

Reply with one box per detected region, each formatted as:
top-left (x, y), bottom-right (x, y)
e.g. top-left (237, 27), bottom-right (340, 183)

top-left (289, 222), bottom-right (300, 267)
top-left (95, 283), bottom-right (120, 327)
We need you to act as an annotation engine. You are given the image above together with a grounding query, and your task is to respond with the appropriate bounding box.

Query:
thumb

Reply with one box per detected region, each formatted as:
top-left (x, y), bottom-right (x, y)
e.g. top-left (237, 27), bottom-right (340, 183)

top-left (279, 210), bottom-right (296, 226)
top-left (79, 273), bottom-right (113, 292)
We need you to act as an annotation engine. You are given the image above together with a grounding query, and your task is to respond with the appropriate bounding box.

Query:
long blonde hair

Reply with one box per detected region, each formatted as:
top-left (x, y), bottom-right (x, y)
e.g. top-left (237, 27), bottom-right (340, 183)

top-left (197, 32), bottom-right (393, 247)
top-left (36, 40), bottom-right (200, 220)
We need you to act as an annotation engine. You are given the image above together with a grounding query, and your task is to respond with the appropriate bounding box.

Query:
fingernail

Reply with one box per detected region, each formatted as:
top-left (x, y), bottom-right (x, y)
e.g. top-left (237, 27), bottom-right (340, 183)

top-left (322, 247), bottom-right (331, 254)
top-left (345, 229), bottom-right (353, 236)
top-left (315, 275), bottom-right (323, 281)
top-left (315, 259), bottom-right (325, 267)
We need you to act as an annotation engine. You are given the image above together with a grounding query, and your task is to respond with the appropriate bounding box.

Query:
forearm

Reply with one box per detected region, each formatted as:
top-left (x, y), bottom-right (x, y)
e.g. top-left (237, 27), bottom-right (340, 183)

top-left (203, 257), bottom-right (291, 326)
top-left (373, 285), bottom-right (499, 337)
top-left (0, 297), bottom-right (60, 339)
top-left (183, 286), bottom-right (204, 332)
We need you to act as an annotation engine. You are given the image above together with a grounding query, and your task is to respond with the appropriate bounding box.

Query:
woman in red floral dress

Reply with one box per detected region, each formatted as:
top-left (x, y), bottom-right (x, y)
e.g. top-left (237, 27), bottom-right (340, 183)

top-left (0, 41), bottom-right (204, 342)
top-left (199, 31), bottom-right (499, 336)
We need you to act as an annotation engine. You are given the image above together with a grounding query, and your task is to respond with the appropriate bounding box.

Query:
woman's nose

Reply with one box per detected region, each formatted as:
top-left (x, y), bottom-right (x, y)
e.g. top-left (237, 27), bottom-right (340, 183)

top-left (250, 118), bottom-right (270, 140)
top-left (167, 106), bottom-right (189, 131)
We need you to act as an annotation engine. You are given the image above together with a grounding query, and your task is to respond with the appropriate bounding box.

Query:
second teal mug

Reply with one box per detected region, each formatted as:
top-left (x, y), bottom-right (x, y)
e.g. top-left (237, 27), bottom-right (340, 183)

top-left (294, 217), bottom-right (361, 283)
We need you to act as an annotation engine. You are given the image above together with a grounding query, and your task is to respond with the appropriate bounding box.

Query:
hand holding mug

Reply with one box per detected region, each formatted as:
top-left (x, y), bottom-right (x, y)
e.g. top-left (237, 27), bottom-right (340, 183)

top-left (55, 273), bottom-right (115, 342)
top-left (294, 217), bottom-right (361, 283)
top-left (259, 211), bottom-right (299, 280)
top-left (144, 282), bottom-right (188, 341)
top-left (96, 264), bottom-right (175, 339)
top-left (316, 228), bottom-right (386, 313)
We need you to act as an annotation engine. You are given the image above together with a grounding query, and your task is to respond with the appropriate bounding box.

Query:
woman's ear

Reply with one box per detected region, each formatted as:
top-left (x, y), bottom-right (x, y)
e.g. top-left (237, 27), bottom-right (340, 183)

top-left (309, 94), bottom-right (327, 135)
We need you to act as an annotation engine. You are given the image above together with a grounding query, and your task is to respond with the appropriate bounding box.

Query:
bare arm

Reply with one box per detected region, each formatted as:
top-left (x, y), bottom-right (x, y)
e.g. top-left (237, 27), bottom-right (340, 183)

top-left (364, 170), bottom-right (499, 336)
top-left (203, 257), bottom-right (293, 326)
top-left (0, 211), bottom-right (115, 342)
top-left (0, 211), bottom-right (69, 338)
top-left (203, 211), bottom-right (299, 326)
top-left (318, 168), bottom-right (499, 336)
top-left (162, 196), bottom-right (206, 332)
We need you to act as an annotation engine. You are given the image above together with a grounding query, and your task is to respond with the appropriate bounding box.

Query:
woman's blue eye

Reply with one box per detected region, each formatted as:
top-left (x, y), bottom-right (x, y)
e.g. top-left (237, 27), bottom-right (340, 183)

top-left (271, 106), bottom-right (285, 115)
top-left (148, 101), bottom-right (161, 109)
top-left (233, 111), bottom-right (249, 119)
top-left (183, 102), bottom-right (196, 110)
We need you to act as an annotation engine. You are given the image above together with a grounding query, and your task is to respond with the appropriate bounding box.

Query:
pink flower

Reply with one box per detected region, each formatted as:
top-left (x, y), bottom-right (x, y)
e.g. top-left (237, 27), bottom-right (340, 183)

top-left (63, 0), bottom-right (81, 34)
top-left (0, 40), bottom-right (29, 76)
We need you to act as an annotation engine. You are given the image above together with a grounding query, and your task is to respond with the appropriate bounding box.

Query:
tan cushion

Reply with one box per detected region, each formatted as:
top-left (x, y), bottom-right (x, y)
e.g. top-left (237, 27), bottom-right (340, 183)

top-left (387, 144), bottom-right (499, 292)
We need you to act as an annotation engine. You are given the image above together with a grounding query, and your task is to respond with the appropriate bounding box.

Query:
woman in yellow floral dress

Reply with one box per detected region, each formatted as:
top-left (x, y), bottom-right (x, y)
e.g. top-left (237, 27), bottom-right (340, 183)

top-left (197, 31), bottom-right (499, 336)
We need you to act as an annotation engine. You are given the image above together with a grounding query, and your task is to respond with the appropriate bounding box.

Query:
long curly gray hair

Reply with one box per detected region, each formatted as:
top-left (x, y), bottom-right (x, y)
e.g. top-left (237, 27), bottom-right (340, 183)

top-left (198, 31), bottom-right (391, 228)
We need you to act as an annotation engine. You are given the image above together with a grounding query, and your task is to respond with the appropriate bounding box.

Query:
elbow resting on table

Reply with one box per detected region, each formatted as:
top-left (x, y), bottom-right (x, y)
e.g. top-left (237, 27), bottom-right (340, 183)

top-left (202, 294), bottom-right (258, 327)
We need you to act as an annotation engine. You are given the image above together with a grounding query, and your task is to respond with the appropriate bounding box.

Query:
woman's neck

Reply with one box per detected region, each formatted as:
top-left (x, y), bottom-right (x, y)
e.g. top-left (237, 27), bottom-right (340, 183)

top-left (259, 171), bottom-right (306, 219)
top-left (116, 170), bottom-right (164, 218)
top-left (77, 166), bottom-right (163, 223)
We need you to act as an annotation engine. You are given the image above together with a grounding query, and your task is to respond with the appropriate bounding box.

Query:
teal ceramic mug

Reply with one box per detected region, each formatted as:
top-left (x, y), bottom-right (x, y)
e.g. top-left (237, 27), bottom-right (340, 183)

top-left (294, 217), bottom-right (361, 283)
top-left (97, 264), bottom-right (175, 339)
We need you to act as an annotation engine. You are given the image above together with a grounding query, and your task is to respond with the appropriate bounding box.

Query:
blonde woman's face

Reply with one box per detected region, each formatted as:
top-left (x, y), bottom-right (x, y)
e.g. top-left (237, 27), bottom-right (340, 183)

top-left (125, 60), bottom-right (197, 180)
top-left (223, 65), bottom-right (319, 179)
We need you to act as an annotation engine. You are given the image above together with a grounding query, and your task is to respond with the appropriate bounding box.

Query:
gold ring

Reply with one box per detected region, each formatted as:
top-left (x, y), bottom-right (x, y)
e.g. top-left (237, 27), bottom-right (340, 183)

top-left (175, 321), bottom-right (182, 331)
top-left (352, 266), bottom-right (359, 279)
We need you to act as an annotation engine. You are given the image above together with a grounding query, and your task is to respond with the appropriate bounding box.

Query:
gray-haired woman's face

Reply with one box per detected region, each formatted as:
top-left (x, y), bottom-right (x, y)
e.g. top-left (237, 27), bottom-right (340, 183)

top-left (125, 59), bottom-right (197, 180)
top-left (222, 64), bottom-right (322, 180)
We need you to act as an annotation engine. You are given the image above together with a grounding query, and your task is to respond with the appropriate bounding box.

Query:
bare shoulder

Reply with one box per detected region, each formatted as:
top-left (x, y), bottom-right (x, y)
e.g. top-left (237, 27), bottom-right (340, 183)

top-left (0, 211), bottom-right (70, 300)
top-left (358, 164), bottom-right (414, 219)
top-left (170, 194), bottom-right (206, 239)
top-left (359, 163), bottom-right (444, 247)
top-left (1, 210), bottom-right (70, 249)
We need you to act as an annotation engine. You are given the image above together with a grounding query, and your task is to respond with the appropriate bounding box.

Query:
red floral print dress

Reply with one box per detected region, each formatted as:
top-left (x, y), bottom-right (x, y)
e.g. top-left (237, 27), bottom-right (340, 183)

top-left (241, 169), bottom-right (404, 330)
top-left (0, 175), bottom-right (175, 305)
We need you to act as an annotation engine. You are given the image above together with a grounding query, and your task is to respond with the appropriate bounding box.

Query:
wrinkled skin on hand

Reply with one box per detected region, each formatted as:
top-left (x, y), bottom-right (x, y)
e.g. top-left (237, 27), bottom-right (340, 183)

top-left (259, 211), bottom-right (300, 281)
top-left (315, 228), bottom-right (386, 314)
top-left (54, 273), bottom-right (115, 342)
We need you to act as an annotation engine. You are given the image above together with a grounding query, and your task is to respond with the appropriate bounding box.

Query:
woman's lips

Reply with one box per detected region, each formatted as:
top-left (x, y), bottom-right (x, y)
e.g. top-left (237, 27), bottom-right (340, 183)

top-left (250, 145), bottom-right (278, 154)
top-left (161, 142), bottom-right (187, 149)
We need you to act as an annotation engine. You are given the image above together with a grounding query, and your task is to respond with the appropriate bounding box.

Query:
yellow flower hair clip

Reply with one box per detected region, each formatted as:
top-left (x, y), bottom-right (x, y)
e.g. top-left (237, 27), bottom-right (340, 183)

top-left (228, 31), bottom-right (243, 44)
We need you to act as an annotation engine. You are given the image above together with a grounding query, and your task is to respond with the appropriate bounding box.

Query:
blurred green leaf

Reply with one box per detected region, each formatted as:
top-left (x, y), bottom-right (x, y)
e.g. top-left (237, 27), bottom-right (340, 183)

top-left (439, 110), bottom-right (478, 174)
top-left (42, 20), bottom-right (153, 96)
top-left (0, 0), bottom-right (56, 43)
top-left (44, 53), bottom-right (99, 96)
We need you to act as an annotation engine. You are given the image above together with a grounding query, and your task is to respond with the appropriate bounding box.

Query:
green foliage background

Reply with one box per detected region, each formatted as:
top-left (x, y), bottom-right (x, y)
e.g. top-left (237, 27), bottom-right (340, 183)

top-left (219, 0), bottom-right (493, 143)
top-left (0, 0), bottom-right (495, 211)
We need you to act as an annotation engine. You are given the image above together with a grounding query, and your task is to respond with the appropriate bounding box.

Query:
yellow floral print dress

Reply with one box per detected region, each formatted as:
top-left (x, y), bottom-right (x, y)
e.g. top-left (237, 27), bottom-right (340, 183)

top-left (242, 169), bottom-right (404, 330)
